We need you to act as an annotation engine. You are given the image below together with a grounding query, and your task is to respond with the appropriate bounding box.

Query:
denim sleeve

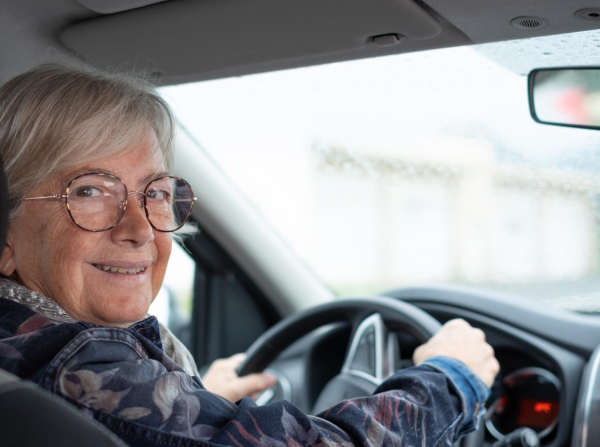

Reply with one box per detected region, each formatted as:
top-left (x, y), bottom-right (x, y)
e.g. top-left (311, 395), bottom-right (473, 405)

top-left (32, 328), bottom-right (492, 447)
top-left (421, 356), bottom-right (491, 435)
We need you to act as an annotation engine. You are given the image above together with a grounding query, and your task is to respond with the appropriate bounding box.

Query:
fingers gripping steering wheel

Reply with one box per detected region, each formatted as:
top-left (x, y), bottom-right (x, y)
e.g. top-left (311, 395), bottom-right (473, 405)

top-left (237, 296), bottom-right (441, 414)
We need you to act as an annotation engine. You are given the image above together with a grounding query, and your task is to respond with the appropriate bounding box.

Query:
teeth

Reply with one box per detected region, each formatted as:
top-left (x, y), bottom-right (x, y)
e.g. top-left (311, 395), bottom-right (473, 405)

top-left (94, 264), bottom-right (146, 275)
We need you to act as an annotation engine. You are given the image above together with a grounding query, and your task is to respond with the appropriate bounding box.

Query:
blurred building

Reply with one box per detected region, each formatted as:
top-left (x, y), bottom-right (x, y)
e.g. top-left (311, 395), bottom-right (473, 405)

top-left (309, 137), bottom-right (599, 294)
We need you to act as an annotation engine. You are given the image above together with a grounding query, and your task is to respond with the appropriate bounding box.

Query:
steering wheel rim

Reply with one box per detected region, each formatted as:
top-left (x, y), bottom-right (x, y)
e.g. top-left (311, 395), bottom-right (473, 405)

top-left (237, 296), bottom-right (441, 376)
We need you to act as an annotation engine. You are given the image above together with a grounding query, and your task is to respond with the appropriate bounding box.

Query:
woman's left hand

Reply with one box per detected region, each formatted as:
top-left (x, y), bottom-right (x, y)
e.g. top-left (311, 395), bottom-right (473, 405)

top-left (201, 353), bottom-right (277, 402)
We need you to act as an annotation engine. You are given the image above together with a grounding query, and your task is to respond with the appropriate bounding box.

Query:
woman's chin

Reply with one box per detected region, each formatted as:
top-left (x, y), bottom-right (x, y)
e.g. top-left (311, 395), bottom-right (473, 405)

top-left (84, 272), bottom-right (155, 326)
top-left (92, 298), bottom-right (152, 327)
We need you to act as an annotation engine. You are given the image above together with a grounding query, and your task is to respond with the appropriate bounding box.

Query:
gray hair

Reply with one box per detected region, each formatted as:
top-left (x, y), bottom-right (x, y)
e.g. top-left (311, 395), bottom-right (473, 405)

top-left (0, 63), bottom-right (175, 222)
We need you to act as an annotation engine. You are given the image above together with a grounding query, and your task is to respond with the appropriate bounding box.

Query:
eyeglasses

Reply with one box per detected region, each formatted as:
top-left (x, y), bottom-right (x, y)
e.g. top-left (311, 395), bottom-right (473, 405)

top-left (23, 173), bottom-right (197, 232)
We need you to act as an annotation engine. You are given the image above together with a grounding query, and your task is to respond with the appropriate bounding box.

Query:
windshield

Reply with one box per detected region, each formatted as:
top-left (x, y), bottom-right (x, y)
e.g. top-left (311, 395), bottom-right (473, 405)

top-left (161, 30), bottom-right (600, 315)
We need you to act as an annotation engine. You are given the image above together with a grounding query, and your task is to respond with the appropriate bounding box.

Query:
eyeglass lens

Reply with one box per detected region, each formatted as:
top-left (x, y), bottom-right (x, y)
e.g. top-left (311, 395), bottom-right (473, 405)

top-left (145, 177), bottom-right (194, 231)
top-left (66, 174), bottom-right (193, 232)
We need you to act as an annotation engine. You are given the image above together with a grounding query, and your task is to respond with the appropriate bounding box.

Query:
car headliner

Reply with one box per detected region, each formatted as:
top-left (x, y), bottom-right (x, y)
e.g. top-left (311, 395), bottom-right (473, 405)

top-left (2, 0), bottom-right (600, 86)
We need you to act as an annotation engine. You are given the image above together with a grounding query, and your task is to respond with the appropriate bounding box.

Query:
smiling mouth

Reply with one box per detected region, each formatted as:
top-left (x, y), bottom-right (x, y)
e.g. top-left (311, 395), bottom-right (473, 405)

top-left (93, 264), bottom-right (146, 275)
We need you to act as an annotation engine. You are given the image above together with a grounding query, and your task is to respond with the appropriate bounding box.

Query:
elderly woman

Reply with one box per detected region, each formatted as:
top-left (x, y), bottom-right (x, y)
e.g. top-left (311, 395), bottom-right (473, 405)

top-left (0, 63), bottom-right (272, 403)
top-left (0, 64), bottom-right (498, 446)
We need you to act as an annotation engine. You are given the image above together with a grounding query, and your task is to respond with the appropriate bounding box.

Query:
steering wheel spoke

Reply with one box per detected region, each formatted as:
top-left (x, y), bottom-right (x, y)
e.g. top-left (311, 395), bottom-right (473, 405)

top-left (342, 313), bottom-right (399, 386)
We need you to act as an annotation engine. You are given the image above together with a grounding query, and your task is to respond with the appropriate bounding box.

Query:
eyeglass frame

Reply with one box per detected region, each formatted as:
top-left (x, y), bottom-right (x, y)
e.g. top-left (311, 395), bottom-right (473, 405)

top-left (23, 172), bottom-right (197, 233)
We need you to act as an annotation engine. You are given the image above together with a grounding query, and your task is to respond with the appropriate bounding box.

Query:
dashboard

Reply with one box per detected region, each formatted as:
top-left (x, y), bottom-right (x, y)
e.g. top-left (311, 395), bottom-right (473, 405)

top-left (263, 285), bottom-right (600, 447)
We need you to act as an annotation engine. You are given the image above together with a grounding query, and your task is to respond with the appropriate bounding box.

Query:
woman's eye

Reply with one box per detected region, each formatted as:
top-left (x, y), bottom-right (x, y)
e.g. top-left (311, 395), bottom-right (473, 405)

top-left (74, 186), bottom-right (102, 198)
top-left (147, 189), bottom-right (171, 201)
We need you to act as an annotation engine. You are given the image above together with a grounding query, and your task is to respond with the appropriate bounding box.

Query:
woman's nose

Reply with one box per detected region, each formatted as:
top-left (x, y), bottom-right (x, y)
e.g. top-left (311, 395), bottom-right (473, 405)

top-left (111, 193), bottom-right (154, 245)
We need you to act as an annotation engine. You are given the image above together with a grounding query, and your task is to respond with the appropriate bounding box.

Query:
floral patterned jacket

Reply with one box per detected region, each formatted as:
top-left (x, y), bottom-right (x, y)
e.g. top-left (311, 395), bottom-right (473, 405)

top-left (0, 292), bottom-right (490, 447)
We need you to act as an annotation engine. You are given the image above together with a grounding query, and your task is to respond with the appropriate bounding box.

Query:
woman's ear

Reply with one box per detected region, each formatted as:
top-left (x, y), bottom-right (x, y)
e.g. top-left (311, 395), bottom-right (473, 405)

top-left (0, 240), bottom-right (15, 276)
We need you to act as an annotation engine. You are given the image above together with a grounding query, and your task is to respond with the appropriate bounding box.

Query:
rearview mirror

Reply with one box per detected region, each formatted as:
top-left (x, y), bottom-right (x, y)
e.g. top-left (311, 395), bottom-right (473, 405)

top-left (529, 67), bottom-right (600, 130)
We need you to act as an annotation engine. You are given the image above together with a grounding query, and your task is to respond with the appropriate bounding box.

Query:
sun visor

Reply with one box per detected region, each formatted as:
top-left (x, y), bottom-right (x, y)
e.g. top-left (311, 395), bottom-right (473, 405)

top-left (60, 0), bottom-right (441, 80)
top-left (73, 0), bottom-right (168, 15)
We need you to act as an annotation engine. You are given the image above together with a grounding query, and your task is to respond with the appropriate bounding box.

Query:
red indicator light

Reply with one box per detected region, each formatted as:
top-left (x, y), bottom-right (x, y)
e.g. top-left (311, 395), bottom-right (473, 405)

top-left (534, 402), bottom-right (552, 414)
top-left (517, 399), bottom-right (559, 427)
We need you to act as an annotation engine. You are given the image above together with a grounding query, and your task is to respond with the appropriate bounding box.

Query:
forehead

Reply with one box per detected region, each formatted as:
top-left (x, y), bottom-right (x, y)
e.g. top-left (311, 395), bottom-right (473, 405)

top-left (60, 136), bottom-right (167, 186)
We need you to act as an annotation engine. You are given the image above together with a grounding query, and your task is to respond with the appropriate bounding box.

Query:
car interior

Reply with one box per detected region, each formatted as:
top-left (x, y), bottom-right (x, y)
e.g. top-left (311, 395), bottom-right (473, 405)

top-left (2, 1), bottom-right (600, 446)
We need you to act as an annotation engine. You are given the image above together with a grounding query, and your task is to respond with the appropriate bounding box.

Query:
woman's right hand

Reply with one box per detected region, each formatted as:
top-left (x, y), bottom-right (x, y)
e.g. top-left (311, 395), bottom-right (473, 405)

top-left (201, 353), bottom-right (277, 402)
top-left (413, 318), bottom-right (500, 387)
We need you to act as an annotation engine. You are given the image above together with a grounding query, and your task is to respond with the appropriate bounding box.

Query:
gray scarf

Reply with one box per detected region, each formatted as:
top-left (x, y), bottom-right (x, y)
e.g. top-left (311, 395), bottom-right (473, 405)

top-left (0, 277), bottom-right (199, 377)
top-left (0, 277), bottom-right (74, 324)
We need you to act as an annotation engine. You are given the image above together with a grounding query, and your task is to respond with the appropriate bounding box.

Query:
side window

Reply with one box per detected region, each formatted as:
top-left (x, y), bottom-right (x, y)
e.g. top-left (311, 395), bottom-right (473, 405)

top-left (150, 242), bottom-right (195, 348)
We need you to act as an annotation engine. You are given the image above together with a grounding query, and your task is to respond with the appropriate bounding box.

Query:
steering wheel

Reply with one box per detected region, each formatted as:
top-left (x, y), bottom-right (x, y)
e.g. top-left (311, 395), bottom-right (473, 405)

top-left (237, 296), bottom-right (441, 414)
